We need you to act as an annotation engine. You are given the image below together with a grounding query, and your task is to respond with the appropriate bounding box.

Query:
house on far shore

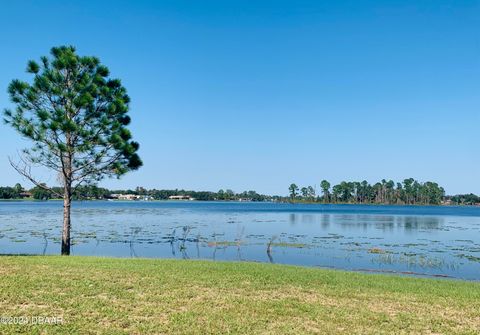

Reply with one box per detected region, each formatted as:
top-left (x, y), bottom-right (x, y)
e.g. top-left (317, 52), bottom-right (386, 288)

top-left (168, 195), bottom-right (195, 201)
top-left (441, 199), bottom-right (452, 206)
top-left (110, 194), bottom-right (140, 201)
top-left (19, 192), bottom-right (32, 198)
top-left (108, 194), bottom-right (154, 201)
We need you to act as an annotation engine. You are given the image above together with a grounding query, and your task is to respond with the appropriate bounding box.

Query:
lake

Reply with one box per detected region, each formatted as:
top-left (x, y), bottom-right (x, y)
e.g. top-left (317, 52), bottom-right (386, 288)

top-left (1, 201), bottom-right (480, 280)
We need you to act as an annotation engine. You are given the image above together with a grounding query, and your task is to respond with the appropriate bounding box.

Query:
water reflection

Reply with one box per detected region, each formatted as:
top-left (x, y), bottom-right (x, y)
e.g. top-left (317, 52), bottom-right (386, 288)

top-left (266, 236), bottom-right (277, 263)
top-left (320, 214), bottom-right (330, 228)
top-left (403, 216), bottom-right (442, 230)
top-left (42, 230), bottom-right (48, 255)
top-left (330, 214), bottom-right (442, 231)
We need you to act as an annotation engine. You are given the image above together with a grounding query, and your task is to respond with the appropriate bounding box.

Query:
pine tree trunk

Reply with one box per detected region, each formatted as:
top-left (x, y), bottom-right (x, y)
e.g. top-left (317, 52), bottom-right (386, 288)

top-left (62, 125), bottom-right (73, 255)
top-left (61, 148), bottom-right (73, 255)
top-left (61, 186), bottom-right (72, 255)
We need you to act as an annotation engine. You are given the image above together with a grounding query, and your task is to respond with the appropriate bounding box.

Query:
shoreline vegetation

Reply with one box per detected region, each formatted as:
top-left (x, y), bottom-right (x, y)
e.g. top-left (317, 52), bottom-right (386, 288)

top-left (1, 178), bottom-right (480, 205)
top-left (0, 256), bottom-right (479, 334)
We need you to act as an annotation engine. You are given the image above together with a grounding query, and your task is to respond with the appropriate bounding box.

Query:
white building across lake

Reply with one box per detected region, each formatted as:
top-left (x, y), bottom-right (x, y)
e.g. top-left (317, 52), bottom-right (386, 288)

top-left (168, 195), bottom-right (195, 201)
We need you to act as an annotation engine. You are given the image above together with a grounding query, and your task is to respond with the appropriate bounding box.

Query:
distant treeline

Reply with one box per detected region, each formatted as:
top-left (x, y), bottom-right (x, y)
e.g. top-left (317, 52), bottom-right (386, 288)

top-left (0, 184), bottom-right (273, 202)
top-left (447, 193), bottom-right (480, 206)
top-left (0, 181), bottom-right (479, 205)
top-left (289, 178), bottom-right (479, 205)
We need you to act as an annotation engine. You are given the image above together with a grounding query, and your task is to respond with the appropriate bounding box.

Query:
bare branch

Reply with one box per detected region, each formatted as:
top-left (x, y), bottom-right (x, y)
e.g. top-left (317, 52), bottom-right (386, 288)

top-left (8, 155), bottom-right (63, 198)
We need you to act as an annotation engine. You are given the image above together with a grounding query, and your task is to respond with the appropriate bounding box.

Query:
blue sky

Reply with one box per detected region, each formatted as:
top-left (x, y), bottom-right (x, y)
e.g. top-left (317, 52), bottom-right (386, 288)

top-left (0, 0), bottom-right (478, 195)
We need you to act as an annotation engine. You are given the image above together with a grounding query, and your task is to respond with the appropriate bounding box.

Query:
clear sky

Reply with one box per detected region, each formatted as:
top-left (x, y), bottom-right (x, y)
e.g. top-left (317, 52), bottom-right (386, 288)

top-left (0, 0), bottom-right (478, 195)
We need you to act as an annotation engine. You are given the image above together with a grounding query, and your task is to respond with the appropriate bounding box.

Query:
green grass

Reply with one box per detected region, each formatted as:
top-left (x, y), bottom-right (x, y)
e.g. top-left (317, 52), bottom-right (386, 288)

top-left (0, 256), bottom-right (479, 334)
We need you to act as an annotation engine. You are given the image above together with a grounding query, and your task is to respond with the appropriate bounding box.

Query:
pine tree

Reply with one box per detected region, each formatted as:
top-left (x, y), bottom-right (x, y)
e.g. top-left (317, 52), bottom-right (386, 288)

top-left (3, 46), bottom-right (142, 255)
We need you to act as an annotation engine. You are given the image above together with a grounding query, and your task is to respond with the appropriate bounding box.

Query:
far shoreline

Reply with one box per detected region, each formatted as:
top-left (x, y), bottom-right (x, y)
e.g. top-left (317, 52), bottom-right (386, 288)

top-left (1, 198), bottom-right (480, 207)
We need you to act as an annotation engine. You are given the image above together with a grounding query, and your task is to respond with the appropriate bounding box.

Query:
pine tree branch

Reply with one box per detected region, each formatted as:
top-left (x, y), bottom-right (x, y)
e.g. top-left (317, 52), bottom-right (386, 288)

top-left (8, 155), bottom-right (63, 198)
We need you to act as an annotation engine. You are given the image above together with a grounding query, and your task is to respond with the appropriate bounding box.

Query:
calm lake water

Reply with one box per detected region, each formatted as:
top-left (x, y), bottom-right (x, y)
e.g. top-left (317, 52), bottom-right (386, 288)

top-left (1, 201), bottom-right (480, 280)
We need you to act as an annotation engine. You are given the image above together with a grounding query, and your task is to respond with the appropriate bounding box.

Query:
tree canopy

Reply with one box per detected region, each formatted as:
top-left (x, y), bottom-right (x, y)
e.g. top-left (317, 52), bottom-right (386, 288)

top-left (4, 45), bottom-right (142, 192)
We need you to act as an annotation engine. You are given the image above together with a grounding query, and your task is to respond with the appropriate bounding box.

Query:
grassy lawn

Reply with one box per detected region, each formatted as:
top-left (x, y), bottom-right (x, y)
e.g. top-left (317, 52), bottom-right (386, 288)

top-left (0, 256), bottom-right (479, 334)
